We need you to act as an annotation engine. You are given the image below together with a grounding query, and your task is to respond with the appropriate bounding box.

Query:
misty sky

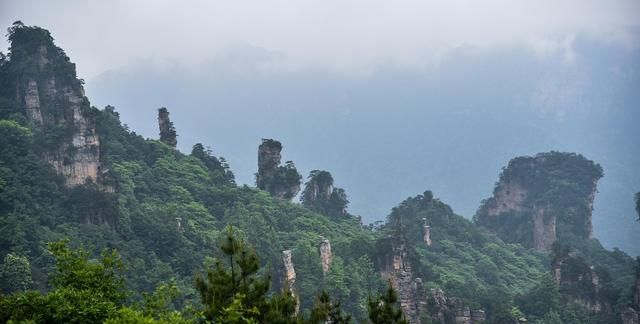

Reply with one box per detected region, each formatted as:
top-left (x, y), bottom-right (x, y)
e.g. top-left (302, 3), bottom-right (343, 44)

top-left (1, 0), bottom-right (639, 79)
top-left (1, 1), bottom-right (639, 255)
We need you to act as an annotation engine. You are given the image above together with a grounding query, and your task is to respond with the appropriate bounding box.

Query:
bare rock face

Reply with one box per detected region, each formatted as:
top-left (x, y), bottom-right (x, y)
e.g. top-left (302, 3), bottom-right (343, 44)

top-left (8, 24), bottom-right (101, 186)
top-left (281, 250), bottom-right (299, 314)
top-left (256, 139), bottom-right (301, 200)
top-left (319, 237), bottom-right (332, 275)
top-left (532, 207), bottom-right (556, 251)
top-left (423, 219), bottom-right (432, 246)
top-left (475, 152), bottom-right (602, 251)
top-left (23, 78), bottom-right (43, 123)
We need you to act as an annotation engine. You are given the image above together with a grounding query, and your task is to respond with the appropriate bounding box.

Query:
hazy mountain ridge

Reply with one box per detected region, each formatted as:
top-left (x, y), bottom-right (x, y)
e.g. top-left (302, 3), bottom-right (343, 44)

top-left (87, 34), bottom-right (640, 256)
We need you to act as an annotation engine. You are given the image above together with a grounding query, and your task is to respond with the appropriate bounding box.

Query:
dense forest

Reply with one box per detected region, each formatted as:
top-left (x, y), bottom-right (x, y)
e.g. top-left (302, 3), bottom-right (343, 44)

top-left (0, 22), bottom-right (639, 324)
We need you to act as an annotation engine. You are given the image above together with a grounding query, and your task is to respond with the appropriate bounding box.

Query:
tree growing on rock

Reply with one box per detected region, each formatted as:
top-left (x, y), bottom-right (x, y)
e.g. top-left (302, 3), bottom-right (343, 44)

top-left (158, 107), bottom-right (177, 148)
top-left (256, 139), bottom-right (302, 200)
top-left (301, 170), bottom-right (349, 217)
top-left (367, 282), bottom-right (408, 324)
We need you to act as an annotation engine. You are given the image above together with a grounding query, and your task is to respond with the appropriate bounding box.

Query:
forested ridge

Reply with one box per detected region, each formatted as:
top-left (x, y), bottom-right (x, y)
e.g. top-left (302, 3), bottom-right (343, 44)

top-left (0, 22), bottom-right (638, 324)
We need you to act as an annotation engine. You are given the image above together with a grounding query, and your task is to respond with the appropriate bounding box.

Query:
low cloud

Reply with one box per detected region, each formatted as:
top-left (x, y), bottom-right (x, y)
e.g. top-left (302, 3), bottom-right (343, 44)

top-left (1, 0), bottom-right (638, 78)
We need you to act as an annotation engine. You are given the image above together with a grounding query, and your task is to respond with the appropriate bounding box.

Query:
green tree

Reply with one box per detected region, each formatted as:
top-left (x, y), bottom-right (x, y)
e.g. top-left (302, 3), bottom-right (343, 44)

top-left (367, 282), bottom-right (407, 324)
top-left (0, 253), bottom-right (32, 293)
top-left (301, 170), bottom-right (349, 217)
top-left (0, 240), bottom-right (127, 323)
top-left (45, 240), bottom-right (127, 323)
top-left (516, 273), bottom-right (560, 320)
top-left (158, 107), bottom-right (177, 147)
top-left (191, 143), bottom-right (235, 185)
top-left (534, 311), bottom-right (563, 324)
top-left (195, 226), bottom-right (297, 323)
top-left (308, 290), bottom-right (352, 324)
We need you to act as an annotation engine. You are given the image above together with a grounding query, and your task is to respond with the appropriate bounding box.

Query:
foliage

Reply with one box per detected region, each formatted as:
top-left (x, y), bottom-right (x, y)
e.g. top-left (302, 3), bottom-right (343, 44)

top-left (377, 191), bottom-right (548, 312)
top-left (256, 139), bottom-right (302, 200)
top-left (475, 152), bottom-right (604, 243)
top-left (191, 143), bottom-right (235, 186)
top-left (308, 290), bottom-right (352, 323)
top-left (0, 22), bottom-right (637, 324)
top-left (301, 170), bottom-right (349, 218)
top-left (367, 282), bottom-right (408, 324)
top-left (0, 253), bottom-right (32, 293)
top-left (158, 107), bottom-right (177, 148)
top-left (195, 226), bottom-right (273, 321)
top-left (0, 240), bottom-right (126, 323)
top-left (516, 273), bottom-right (560, 321)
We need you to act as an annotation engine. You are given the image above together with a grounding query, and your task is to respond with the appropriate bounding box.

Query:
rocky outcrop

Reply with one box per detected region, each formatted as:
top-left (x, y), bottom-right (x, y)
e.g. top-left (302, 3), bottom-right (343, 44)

top-left (552, 250), bottom-right (603, 312)
top-left (301, 170), bottom-right (349, 216)
top-left (626, 263), bottom-right (640, 324)
top-left (256, 139), bottom-right (301, 200)
top-left (475, 152), bottom-right (603, 251)
top-left (532, 207), bottom-right (556, 251)
top-left (381, 242), bottom-right (484, 324)
top-left (158, 107), bottom-right (177, 148)
top-left (281, 250), bottom-right (299, 314)
top-left (8, 23), bottom-right (101, 186)
top-left (319, 237), bottom-right (332, 275)
top-left (422, 219), bottom-right (432, 246)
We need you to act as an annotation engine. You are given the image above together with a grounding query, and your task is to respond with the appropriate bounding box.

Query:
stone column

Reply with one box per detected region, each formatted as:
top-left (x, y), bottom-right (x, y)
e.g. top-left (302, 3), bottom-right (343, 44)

top-left (319, 237), bottom-right (332, 275)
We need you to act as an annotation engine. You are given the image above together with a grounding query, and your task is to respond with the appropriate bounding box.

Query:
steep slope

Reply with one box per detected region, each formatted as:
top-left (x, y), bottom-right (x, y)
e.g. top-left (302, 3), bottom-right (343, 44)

top-left (475, 152), bottom-right (603, 250)
top-left (375, 191), bottom-right (548, 323)
top-left (0, 23), bottom-right (637, 324)
top-left (0, 22), bottom-right (101, 186)
top-left (475, 152), bottom-right (637, 323)
top-left (0, 22), bottom-right (380, 320)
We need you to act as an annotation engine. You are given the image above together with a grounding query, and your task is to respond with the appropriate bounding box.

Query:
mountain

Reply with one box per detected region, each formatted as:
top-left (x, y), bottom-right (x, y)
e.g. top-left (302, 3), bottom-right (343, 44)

top-left (475, 152), bottom-right (603, 251)
top-left (0, 22), bottom-right (638, 324)
top-left (86, 35), bottom-right (640, 257)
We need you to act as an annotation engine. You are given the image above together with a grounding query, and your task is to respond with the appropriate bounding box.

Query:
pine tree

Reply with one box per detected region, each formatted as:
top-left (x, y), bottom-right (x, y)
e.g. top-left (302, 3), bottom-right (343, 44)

top-left (367, 281), bottom-right (407, 324)
top-left (308, 290), bottom-right (352, 324)
top-left (195, 225), bottom-right (298, 323)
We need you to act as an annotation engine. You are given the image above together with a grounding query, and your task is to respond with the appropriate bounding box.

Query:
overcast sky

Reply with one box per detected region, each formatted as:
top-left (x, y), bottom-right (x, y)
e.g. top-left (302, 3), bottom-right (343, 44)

top-left (1, 0), bottom-right (639, 79)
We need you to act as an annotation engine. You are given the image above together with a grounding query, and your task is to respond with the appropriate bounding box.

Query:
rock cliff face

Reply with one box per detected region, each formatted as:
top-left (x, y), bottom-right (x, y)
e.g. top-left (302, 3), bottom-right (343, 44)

top-left (475, 152), bottom-right (602, 250)
top-left (381, 242), bottom-right (484, 324)
top-left (158, 107), bottom-right (177, 148)
top-left (420, 288), bottom-right (485, 324)
top-left (422, 220), bottom-right (432, 246)
top-left (319, 237), bottom-right (332, 275)
top-left (7, 23), bottom-right (101, 186)
top-left (281, 250), bottom-right (299, 313)
top-left (256, 139), bottom-right (301, 200)
top-left (622, 265), bottom-right (640, 324)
